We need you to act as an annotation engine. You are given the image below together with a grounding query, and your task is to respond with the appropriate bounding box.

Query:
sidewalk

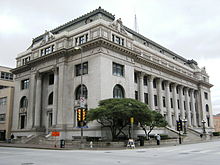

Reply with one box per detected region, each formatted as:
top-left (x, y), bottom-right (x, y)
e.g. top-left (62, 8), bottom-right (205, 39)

top-left (0, 138), bottom-right (219, 150)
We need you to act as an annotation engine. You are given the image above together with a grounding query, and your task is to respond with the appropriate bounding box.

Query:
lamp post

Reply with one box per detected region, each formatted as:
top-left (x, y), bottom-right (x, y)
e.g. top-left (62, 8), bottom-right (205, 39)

top-left (201, 119), bottom-right (206, 134)
top-left (74, 46), bottom-right (84, 148)
top-left (182, 118), bottom-right (187, 134)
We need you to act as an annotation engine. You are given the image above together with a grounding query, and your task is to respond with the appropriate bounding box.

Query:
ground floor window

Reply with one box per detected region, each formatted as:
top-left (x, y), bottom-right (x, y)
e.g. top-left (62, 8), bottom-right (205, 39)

top-left (19, 114), bottom-right (27, 129)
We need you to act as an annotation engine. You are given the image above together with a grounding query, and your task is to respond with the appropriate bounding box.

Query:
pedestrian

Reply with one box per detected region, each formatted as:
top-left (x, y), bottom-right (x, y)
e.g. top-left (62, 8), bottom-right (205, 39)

top-left (156, 134), bottom-right (161, 145)
top-left (90, 141), bottom-right (93, 148)
top-left (10, 134), bottom-right (14, 143)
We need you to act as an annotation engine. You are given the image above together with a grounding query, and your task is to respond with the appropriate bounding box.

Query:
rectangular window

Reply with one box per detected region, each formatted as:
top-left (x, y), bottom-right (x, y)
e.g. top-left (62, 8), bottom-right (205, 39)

top-left (75, 34), bottom-right (88, 45)
top-left (177, 99), bottom-right (180, 109)
top-left (22, 56), bottom-right (31, 65)
top-left (113, 62), bottom-right (124, 77)
top-left (75, 62), bottom-right (88, 76)
top-left (189, 102), bottom-right (192, 111)
top-left (135, 91), bottom-right (138, 100)
top-left (0, 114), bottom-right (5, 121)
top-left (162, 82), bottom-right (165, 90)
top-left (0, 72), bottom-right (13, 80)
top-left (163, 96), bottom-right (166, 107)
top-left (49, 74), bottom-right (54, 85)
top-left (144, 93), bottom-right (148, 104)
top-left (0, 97), bottom-right (7, 106)
top-left (154, 95), bottom-right (158, 106)
top-left (144, 76), bottom-right (148, 86)
top-left (204, 92), bottom-right (208, 100)
top-left (41, 45), bottom-right (54, 56)
top-left (176, 86), bottom-right (179, 94)
top-left (112, 34), bottom-right (124, 46)
top-left (153, 79), bottom-right (157, 88)
top-left (134, 72), bottom-right (138, 83)
top-left (184, 101), bottom-right (186, 110)
top-left (170, 98), bottom-right (173, 108)
top-left (21, 79), bottom-right (29, 90)
top-left (169, 84), bottom-right (172, 92)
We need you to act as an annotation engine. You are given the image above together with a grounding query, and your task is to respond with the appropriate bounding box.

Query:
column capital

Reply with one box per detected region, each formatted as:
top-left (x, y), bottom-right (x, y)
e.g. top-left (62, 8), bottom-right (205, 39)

top-left (52, 66), bottom-right (58, 74)
top-left (35, 71), bottom-right (41, 80)
top-left (147, 75), bottom-right (154, 82)
top-left (138, 72), bottom-right (145, 78)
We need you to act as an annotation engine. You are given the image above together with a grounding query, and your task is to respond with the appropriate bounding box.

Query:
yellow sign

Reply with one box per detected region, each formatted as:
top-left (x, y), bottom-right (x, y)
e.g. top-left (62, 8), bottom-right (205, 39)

top-left (130, 117), bottom-right (134, 124)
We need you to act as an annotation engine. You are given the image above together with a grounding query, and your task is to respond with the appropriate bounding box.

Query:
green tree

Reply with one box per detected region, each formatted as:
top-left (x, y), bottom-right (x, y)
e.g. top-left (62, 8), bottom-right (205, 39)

top-left (139, 111), bottom-right (168, 139)
top-left (87, 98), bottom-right (152, 141)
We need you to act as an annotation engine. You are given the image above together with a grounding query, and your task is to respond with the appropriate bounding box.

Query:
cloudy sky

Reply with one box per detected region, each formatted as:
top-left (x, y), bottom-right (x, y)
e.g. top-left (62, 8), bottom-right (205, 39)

top-left (0, 0), bottom-right (219, 114)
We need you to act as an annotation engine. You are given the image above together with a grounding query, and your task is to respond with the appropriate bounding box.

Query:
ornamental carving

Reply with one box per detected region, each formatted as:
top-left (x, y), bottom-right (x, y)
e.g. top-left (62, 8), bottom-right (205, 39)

top-left (40, 30), bottom-right (55, 46)
top-left (109, 18), bottom-right (128, 35)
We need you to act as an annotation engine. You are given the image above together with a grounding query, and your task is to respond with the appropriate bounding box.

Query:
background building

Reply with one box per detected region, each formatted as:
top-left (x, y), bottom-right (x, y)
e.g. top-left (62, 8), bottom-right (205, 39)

top-left (0, 66), bottom-right (14, 141)
top-left (213, 114), bottom-right (220, 132)
top-left (11, 7), bottom-right (214, 140)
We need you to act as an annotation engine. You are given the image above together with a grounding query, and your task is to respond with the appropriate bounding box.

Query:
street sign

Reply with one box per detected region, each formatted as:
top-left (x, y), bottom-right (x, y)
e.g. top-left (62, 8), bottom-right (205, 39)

top-left (51, 132), bottom-right (60, 136)
top-left (80, 97), bottom-right (85, 107)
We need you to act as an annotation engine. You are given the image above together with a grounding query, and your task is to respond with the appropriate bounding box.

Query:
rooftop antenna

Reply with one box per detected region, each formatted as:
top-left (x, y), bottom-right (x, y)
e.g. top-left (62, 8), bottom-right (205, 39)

top-left (134, 14), bottom-right (139, 33)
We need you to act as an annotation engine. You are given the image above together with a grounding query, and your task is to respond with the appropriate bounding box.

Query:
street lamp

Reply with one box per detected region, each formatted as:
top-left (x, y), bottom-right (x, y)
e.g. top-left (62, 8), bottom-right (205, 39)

top-left (182, 118), bottom-right (187, 134)
top-left (201, 119), bottom-right (206, 134)
top-left (74, 46), bottom-right (84, 148)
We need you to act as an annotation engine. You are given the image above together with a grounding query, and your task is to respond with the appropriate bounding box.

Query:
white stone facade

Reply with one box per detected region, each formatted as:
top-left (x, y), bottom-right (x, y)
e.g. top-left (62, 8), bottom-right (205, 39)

top-left (11, 8), bottom-right (214, 140)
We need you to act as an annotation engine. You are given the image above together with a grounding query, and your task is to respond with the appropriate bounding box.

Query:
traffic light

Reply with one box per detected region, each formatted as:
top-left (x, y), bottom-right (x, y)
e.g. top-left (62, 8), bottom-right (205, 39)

top-left (82, 108), bottom-right (87, 121)
top-left (77, 108), bottom-right (82, 121)
top-left (177, 120), bottom-right (183, 131)
top-left (76, 108), bottom-right (87, 127)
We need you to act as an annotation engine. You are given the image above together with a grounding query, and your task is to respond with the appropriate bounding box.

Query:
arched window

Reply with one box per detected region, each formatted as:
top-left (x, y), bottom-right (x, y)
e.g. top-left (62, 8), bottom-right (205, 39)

top-left (113, 84), bottom-right (125, 98)
top-left (48, 92), bottom-right (53, 105)
top-left (20, 96), bottom-right (28, 108)
top-left (75, 85), bottom-right (88, 100)
top-left (206, 104), bottom-right (209, 112)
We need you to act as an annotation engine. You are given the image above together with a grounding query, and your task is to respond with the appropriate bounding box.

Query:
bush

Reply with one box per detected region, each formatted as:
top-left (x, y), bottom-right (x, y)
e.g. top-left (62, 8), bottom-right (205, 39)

top-left (160, 134), bottom-right (169, 140)
top-left (213, 132), bottom-right (220, 136)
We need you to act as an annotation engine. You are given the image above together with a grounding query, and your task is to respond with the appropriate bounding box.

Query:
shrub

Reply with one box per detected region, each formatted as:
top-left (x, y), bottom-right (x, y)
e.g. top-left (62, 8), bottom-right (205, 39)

top-left (213, 132), bottom-right (220, 136)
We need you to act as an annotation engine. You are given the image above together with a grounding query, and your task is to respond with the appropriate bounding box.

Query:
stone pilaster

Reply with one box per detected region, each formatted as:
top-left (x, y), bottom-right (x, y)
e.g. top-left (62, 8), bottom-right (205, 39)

top-left (148, 75), bottom-right (154, 110)
top-left (52, 67), bottom-right (58, 126)
top-left (190, 89), bottom-right (197, 127)
top-left (27, 72), bottom-right (36, 129)
top-left (172, 83), bottom-right (179, 123)
top-left (185, 88), bottom-right (192, 127)
top-left (157, 78), bottom-right (163, 116)
top-left (138, 72), bottom-right (144, 103)
top-left (179, 86), bottom-right (185, 120)
top-left (165, 81), bottom-right (172, 127)
top-left (34, 72), bottom-right (42, 127)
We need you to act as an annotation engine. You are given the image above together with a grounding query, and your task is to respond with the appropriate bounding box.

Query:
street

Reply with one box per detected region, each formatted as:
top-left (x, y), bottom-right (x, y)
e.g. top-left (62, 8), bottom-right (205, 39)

top-left (0, 140), bottom-right (220, 165)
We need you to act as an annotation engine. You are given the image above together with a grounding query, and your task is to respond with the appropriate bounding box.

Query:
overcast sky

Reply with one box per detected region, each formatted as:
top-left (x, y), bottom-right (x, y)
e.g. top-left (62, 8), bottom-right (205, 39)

top-left (0, 0), bottom-right (219, 114)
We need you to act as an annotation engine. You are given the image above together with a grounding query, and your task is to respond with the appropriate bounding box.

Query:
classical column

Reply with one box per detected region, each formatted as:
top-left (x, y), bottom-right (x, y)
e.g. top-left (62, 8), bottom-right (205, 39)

top-left (179, 86), bottom-right (185, 120)
top-left (185, 88), bottom-right (192, 127)
top-left (138, 72), bottom-right (144, 103)
top-left (190, 89), bottom-right (197, 127)
top-left (198, 86), bottom-right (207, 127)
top-left (165, 81), bottom-right (172, 127)
top-left (157, 78), bottom-right (163, 116)
top-left (27, 72), bottom-right (36, 129)
top-left (148, 75), bottom-right (154, 110)
top-left (34, 72), bottom-right (42, 127)
top-left (52, 67), bottom-right (58, 126)
top-left (172, 83), bottom-right (179, 123)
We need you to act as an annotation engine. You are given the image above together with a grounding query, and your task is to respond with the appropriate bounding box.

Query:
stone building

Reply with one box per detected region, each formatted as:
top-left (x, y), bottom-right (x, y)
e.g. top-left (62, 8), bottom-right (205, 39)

top-left (0, 66), bottom-right (14, 140)
top-left (11, 7), bottom-right (214, 140)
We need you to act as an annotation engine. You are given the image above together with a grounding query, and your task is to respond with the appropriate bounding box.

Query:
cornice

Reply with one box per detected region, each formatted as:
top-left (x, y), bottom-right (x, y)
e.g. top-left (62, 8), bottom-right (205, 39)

top-left (11, 37), bottom-right (213, 88)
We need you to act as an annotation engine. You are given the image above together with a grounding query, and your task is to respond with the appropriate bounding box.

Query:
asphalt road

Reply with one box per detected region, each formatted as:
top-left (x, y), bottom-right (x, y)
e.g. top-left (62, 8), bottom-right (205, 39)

top-left (0, 140), bottom-right (220, 165)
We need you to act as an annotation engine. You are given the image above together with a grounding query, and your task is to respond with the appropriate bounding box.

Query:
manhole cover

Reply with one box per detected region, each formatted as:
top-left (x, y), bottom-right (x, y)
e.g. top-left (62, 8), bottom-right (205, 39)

top-left (21, 163), bottom-right (34, 165)
top-left (137, 151), bottom-right (146, 153)
top-left (104, 152), bottom-right (112, 154)
top-left (179, 152), bottom-right (190, 155)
